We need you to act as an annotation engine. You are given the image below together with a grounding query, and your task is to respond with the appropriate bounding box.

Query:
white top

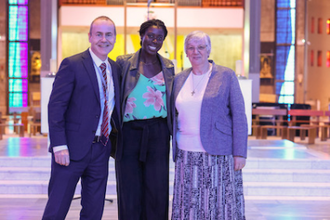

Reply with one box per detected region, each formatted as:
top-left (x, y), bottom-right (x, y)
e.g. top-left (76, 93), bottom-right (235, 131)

top-left (175, 67), bottom-right (212, 152)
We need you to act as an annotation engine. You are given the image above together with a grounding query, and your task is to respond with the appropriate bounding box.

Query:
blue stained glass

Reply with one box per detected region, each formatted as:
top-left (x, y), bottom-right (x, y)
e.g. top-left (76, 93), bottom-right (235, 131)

top-left (8, 6), bottom-right (28, 41)
top-left (277, 0), bottom-right (295, 8)
top-left (9, 79), bottom-right (23, 92)
top-left (276, 9), bottom-right (296, 44)
top-left (275, 0), bottom-right (296, 104)
top-left (276, 46), bottom-right (290, 80)
top-left (8, 0), bottom-right (28, 5)
top-left (8, 0), bottom-right (29, 109)
top-left (8, 42), bottom-right (28, 78)
top-left (278, 95), bottom-right (294, 104)
top-left (277, 0), bottom-right (290, 8)
top-left (22, 79), bottom-right (28, 92)
top-left (276, 81), bottom-right (294, 95)
top-left (9, 92), bottom-right (28, 107)
top-left (8, 79), bottom-right (28, 107)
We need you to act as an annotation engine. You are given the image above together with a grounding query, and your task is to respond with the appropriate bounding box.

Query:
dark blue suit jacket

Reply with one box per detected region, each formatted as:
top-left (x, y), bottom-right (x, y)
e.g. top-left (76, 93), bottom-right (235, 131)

top-left (48, 49), bottom-right (121, 161)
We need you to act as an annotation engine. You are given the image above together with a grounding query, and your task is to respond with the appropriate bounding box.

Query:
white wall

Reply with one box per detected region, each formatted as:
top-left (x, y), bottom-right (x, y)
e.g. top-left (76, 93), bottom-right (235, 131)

top-left (59, 6), bottom-right (244, 31)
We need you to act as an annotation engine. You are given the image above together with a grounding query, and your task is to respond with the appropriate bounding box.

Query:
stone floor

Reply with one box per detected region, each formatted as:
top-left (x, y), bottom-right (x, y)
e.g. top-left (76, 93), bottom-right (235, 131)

top-left (1, 132), bottom-right (330, 219)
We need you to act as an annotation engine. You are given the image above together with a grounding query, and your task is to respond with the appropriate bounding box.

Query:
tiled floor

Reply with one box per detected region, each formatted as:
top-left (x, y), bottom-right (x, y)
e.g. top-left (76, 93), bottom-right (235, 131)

top-left (1, 133), bottom-right (330, 219)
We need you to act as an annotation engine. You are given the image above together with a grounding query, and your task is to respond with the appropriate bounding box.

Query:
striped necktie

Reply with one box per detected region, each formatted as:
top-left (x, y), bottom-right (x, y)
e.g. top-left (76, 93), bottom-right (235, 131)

top-left (99, 62), bottom-right (109, 146)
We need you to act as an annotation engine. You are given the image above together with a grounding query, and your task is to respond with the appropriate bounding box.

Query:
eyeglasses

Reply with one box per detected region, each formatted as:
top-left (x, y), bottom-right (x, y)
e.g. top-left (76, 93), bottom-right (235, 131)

top-left (187, 45), bottom-right (207, 52)
top-left (146, 34), bottom-right (164, 42)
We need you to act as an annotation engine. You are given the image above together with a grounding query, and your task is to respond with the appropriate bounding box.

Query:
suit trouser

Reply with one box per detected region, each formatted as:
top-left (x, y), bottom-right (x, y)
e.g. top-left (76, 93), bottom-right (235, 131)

top-left (42, 141), bottom-right (110, 220)
top-left (116, 117), bottom-right (170, 220)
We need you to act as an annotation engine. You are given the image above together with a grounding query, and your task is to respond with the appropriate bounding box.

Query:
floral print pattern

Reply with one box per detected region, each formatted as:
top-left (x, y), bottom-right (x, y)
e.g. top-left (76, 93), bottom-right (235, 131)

top-left (143, 86), bottom-right (164, 112)
top-left (125, 97), bottom-right (136, 114)
top-left (150, 72), bottom-right (165, 86)
top-left (124, 71), bottom-right (167, 122)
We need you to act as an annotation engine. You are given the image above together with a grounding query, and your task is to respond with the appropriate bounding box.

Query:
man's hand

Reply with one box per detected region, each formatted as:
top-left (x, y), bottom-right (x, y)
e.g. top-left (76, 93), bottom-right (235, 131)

top-left (234, 156), bottom-right (246, 171)
top-left (54, 149), bottom-right (70, 166)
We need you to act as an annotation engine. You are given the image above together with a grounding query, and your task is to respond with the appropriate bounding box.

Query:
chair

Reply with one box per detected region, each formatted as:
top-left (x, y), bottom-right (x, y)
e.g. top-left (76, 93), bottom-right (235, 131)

top-left (29, 111), bottom-right (41, 137)
top-left (31, 92), bottom-right (41, 107)
top-left (21, 112), bottom-right (29, 131)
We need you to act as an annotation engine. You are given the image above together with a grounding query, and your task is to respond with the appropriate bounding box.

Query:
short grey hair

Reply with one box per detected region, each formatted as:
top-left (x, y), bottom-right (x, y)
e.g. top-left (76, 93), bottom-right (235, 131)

top-left (184, 30), bottom-right (211, 55)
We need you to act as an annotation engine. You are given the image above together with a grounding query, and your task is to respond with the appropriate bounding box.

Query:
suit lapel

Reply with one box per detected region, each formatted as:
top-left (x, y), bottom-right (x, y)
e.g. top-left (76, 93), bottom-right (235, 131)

top-left (82, 50), bottom-right (101, 103)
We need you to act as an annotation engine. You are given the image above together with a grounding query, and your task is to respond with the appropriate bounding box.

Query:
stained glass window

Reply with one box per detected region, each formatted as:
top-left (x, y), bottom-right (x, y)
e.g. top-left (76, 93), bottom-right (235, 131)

top-left (8, 6), bottom-right (28, 41)
top-left (8, 42), bottom-right (28, 78)
top-left (275, 0), bottom-right (296, 104)
top-left (7, 0), bottom-right (29, 110)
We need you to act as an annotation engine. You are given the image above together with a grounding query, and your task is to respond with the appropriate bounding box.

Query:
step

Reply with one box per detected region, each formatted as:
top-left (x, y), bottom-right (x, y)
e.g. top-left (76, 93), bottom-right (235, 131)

top-left (1, 180), bottom-right (330, 197)
top-left (245, 158), bottom-right (330, 170)
top-left (2, 157), bottom-right (330, 170)
top-left (244, 182), bottom-right (330, 197)
top-left (242, 169), bottom-right (330, 182)
top-left (0, 156), bottom-right (51, 167)
top-left (1, 157), bottom-right (330, 198)
top-left (0, 167), bottom-right (175, 182)
top-left (0, 167), bottom-right (117, 181)
top-left (0, 180), bottom-right (117, 195)
top-left (1, 167), bottom-right (329, 183)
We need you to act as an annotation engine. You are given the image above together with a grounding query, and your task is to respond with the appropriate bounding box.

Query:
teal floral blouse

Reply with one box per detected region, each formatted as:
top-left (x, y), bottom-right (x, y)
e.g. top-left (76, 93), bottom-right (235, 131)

top-left (123, 71), bottom-right (167, 122)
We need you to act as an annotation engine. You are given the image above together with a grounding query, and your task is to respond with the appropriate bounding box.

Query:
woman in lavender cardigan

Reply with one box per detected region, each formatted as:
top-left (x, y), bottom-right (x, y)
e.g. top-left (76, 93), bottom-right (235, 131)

top-left (171, 31), bottom-right (248, 220)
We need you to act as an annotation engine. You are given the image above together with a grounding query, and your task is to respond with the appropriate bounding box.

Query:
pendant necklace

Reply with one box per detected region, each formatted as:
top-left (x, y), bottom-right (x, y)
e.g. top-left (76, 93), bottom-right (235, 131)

top-left (191, 65), bottom-right (212, 96)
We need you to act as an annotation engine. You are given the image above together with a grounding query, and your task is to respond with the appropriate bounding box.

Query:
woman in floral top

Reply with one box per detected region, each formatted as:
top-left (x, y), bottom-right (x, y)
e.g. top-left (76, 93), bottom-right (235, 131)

top-left (115, 19), bottom-right (175, 220)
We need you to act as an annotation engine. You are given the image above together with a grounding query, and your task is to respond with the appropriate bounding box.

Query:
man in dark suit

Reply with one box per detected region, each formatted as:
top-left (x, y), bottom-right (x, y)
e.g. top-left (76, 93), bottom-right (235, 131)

top-left (42, 16), bottom-right (121, 220)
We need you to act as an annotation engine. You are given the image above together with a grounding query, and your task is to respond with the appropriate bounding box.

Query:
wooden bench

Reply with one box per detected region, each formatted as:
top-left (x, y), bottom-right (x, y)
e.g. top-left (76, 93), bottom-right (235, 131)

top-left (287, 126), bottom-right (317, 144)
top-left (251, 125), bottom-right (261, 139)
top-left (288, 109), bottom-right (324, 139)
top-left (252, 108), bottom-right (288, 139)
top-left (260, 125), bottom-right (288, 139)
top-left (0, 123), bottom-right (24, 140)
top-left (300, 124), bottom-right (329, 141)
top-left (28, 111), bottom-right (41, 137)
top-left (320, 111), bottom-right (330, 140)
top-left (288, 109), bottom-right (324, 126)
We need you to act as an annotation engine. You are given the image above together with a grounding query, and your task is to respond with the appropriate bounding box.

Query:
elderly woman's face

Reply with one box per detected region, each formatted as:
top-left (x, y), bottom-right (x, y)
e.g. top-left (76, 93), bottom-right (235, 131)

top-left (186, 38), bottom-right (209, 67)
top-left (141, 25), bottom-right (165, 55)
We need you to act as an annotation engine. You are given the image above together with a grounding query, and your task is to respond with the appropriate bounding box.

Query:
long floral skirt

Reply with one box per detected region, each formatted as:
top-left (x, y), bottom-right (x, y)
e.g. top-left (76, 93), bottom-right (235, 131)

top-left (171, 149), bottom-right (246, 220)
